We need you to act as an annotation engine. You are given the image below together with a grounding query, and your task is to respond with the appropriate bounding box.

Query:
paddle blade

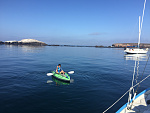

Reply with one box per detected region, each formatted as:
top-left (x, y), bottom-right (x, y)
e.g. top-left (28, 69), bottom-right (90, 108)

top-left (47, 73), bottom-right (53, 76)
top-left (68, 71), bottom-right (74, 74)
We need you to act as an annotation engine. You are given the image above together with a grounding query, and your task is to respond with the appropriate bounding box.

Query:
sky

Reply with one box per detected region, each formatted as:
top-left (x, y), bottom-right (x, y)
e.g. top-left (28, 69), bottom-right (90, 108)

top-left (0, 0), bottom-right (150, 46)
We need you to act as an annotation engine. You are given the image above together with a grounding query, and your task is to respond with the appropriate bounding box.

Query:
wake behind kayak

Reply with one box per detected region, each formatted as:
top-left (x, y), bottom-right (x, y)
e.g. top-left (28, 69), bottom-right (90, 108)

top-left (52, 71), bottom-right (70, 82)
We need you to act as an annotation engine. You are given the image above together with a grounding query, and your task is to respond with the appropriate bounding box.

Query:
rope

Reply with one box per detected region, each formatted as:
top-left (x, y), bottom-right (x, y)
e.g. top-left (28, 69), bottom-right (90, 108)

top-left (133, 74), bottom-right (150, 88)
top-left (103, 90), bottom-right (129, 113)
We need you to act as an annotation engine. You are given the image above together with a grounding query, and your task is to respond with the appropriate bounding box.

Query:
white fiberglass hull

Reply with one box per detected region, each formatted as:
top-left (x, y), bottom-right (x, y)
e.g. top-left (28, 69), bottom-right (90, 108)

top-left (124, 48), bottom-right (148, 54)
top-left (116, 88), bottom-right (150, 113)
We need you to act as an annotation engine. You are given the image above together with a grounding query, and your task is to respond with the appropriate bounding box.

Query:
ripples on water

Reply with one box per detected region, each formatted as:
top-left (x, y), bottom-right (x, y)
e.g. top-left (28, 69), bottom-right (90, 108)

top-left (0, 45), bottom-right (149, 113)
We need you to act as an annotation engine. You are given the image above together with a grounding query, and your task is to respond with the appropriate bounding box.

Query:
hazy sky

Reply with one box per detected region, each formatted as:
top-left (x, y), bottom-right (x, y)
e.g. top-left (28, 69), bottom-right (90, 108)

top-left (0, 0), bottom-right (150, 45)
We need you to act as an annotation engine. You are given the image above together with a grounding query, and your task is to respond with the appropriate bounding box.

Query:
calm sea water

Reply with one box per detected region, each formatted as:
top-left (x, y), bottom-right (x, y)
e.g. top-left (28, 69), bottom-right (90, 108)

top-left (0, 45), bottom-right (150, 113)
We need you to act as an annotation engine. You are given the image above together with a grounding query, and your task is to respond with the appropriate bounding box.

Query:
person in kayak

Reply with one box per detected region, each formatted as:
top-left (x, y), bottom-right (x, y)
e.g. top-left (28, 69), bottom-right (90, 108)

top-left (56, 64), bottom-right (67, 77)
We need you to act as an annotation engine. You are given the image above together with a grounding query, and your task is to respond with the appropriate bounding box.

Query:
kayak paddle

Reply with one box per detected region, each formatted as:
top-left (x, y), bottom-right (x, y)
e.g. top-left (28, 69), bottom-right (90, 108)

top-left (68, 71), bottom-right (74, 74)
top-left (47, 73), bottom-right (53, 76)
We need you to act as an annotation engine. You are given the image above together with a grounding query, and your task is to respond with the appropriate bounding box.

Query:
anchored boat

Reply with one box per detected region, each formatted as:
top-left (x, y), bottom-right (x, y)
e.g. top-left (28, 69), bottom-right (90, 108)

top-left (124, 48), bottom-right (148, 54)
top-left (124, 0), bottom-right (148, 54)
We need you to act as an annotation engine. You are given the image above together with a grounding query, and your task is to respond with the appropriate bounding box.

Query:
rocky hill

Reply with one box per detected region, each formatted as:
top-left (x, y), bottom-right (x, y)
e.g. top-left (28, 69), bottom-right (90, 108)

top-left (4, 39), bottom-right (47, 46)
top-left (0, 41), bottom-right (4, 44)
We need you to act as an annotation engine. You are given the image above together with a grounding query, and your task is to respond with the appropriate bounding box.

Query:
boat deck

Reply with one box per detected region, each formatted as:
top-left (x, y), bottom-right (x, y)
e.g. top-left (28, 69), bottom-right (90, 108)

top-left (117, 88), bottom-right (150, 113)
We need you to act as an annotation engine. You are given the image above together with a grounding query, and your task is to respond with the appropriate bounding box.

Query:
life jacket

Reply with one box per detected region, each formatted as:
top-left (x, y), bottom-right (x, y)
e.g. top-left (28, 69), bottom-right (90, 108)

top-left (58, 67), bottom-right (62, 73)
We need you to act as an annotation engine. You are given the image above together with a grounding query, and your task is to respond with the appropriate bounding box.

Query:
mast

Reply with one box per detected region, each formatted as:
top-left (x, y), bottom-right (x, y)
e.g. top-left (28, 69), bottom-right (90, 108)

top-left (138, 16), bottom-right (141, 48)
top-left (138, 0), bottom-right (146, 48)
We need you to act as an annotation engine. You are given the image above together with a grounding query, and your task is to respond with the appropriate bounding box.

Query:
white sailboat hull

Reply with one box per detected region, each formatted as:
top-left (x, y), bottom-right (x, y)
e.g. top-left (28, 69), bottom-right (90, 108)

top-left (116, 88), bottom-right (150, 113)
top-left (124, 48), bottom-right (148, 54)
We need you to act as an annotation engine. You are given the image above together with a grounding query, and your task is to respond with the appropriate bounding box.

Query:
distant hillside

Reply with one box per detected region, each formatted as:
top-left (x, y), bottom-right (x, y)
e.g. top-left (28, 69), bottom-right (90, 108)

top-left (0, 41), bottom-right (4, 44)
top-left (4, 39), bottom-right (47, 46)
top-left (112, 43), bottom-right (150, 48)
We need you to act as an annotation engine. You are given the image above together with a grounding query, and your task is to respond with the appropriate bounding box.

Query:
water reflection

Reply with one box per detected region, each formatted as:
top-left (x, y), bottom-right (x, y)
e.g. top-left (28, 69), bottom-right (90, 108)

top-left (124, 54), bottom-right (148, 61)
top-left (19, 45), bottom-right (45, 53)
top-left (124, 54), bottom-right (148, 83)
top-left (46, 77), bottom-right (74, 86)
top-left (47, 80), bottom-right (53, 83)
top-left (5, 44), bottom-right (45, 53)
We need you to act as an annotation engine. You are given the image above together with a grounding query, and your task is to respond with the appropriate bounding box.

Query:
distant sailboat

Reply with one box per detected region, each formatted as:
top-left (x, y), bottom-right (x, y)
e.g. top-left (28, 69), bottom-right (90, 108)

top-left (124, 0), bottom-right (148, 54)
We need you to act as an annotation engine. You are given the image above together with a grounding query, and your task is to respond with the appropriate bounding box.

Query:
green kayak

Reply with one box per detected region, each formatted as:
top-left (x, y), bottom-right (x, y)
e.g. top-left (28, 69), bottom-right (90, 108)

top-left (52, 71), bottom-right (70, 82)
top-left (52, 76), bottom-right (70, 85)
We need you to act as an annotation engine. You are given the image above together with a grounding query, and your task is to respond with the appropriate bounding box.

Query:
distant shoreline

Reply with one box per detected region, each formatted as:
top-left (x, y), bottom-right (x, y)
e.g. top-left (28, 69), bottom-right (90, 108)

top-left (112, 43), bottom-right (150, 48)
top-left (0, 42), bottom-right (110, 48)
top-left (0, 39), bottom-right (109, 48)
top-left (1, 40), bottom-right (150, 48)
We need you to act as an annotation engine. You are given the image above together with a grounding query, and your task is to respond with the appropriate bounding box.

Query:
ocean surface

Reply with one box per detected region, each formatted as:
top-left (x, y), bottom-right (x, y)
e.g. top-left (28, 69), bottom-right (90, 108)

top-left (0, 45), bottom-right (150, 113)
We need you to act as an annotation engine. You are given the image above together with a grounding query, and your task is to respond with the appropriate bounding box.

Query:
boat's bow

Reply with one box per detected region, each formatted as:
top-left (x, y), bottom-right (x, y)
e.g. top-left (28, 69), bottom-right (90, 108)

top-left (116, 88), bottom-right (150, 113)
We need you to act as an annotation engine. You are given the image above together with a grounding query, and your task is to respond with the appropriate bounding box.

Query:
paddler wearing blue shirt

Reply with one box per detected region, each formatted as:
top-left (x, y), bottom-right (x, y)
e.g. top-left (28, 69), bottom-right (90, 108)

top-left (56, 64), bottom-right (67, 77)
